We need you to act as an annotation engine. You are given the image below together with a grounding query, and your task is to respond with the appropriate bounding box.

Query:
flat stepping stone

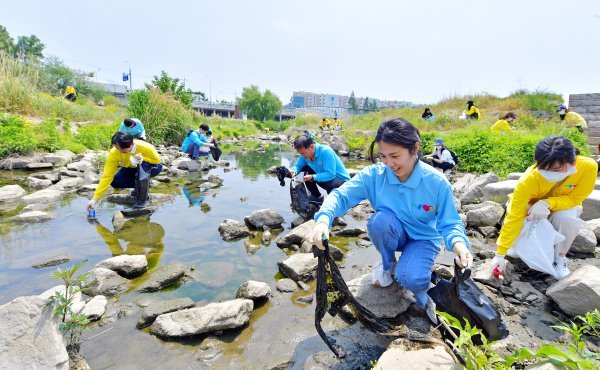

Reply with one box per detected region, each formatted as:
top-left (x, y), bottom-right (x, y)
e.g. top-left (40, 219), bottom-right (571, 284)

top-left (121, 207), bottom-right (157, 217)
top-left (137, 264), bottom-right (187, 292)
top-left (136, 297), bottom-right (195, 328)
top-left (31, 253), bottom-right (72, 269)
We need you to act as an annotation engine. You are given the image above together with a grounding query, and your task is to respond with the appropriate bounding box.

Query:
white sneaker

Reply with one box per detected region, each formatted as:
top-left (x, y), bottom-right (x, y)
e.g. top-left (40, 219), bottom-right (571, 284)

top-left (426, 297), bottom-right (438, 325)
top-left (554, 256), bottom-right (570, 279)
top-left (371, 262), bottom-right (394, 287)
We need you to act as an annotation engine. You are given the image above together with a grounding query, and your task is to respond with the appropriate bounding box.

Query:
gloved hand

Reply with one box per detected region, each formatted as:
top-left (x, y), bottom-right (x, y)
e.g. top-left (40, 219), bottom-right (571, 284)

top-left (527, 199), bottom-right (550, 220)
top-left (305, 221), bottom-right (330, 250)
top-left (87, 199), bottom-right (97, 211)
top-left (491, 254), bottom-right (506, 273)
top-left (453, 241), bottom-right (473, 269)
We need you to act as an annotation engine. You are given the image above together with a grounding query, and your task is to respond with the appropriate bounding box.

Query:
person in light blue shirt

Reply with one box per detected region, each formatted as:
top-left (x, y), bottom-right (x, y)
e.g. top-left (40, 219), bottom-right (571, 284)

top-left (181, 124), bottom-right (215, 160)
top-left (306, 118), bottom-right (473, 324)
top-left (119, 118), bottom-right (146, 140)
top-left (290, 136), bottom-right (350, 203)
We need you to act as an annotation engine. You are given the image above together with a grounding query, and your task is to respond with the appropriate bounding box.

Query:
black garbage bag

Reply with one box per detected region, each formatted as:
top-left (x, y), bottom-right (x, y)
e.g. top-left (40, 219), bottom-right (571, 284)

top-left (276, 166), bottom-right (291, 187)
top-left (210, 140), bottom-right (222, 161)
top-left (290, 181), bottom-right (312, 218)
top-left (428, 263), bottom-right (509, 342)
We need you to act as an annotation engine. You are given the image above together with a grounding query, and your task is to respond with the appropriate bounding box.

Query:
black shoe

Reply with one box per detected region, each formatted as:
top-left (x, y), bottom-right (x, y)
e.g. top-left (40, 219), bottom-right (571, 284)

top-left (133, 199), bottom-right (149, 209)
top-left (130, 190), bottom-right (138, 197)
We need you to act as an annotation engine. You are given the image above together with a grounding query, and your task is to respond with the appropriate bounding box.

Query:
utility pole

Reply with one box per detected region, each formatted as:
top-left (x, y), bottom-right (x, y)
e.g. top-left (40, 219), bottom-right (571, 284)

top-left (128, 64), bottom-right (132, 92)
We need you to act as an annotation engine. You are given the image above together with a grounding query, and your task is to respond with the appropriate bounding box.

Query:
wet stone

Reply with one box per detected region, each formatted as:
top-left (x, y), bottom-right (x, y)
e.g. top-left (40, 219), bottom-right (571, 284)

top-left (31, 253), bottom-right (72, 269)
top-left (137, 264), bottom-right (187, 292)
top-left (121, 207), bottom-right (157, 218)
top-left (136, 297), bottom-right (196, 328)
top-left (276, 278), bottom-right (298, 293)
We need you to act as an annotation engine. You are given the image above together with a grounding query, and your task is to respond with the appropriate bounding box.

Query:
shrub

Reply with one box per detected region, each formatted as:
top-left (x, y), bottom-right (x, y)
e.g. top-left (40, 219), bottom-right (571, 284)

top-left (102, 95), bottom-right (119, 106)
top-left (0, 51), bottom-right (38, 114)
top-left (75, 122), bottom-right (119, 150)
top-left (0, 115), bottom-right (36, 157)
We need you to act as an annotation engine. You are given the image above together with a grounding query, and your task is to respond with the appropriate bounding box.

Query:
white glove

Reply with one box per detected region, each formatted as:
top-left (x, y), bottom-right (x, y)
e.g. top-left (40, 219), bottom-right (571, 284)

top-left (527, 200), bottom-right (550, 220)
top-left (491, 254), bottom-right (506, 273)
top-left (130, 156), bottom-right (139, 167)
top-left (453, 241), bottom-right (473, 269)
top-left (87, 199), bottom-right (97, 211)
top-left (305, 221), bottom-right (330, 250)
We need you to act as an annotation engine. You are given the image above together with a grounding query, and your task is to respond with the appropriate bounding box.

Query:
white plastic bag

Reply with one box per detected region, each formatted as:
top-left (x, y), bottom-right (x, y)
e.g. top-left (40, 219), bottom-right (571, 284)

top-left (507, 219), bottom-right (564, 278)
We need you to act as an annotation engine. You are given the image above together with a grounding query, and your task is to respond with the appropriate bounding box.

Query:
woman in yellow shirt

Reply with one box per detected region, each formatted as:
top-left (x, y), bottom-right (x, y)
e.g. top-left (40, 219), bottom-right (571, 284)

top-left (87, 132), bottom-right (163, 210)
top-left (490, 112), bottom-right (517, 134)
top-left (466, 100), bottom-right (480, 120)
top-left (557, 104), bottom-right (587, 132)
top-left (492, 136), bottom-right (597, 279)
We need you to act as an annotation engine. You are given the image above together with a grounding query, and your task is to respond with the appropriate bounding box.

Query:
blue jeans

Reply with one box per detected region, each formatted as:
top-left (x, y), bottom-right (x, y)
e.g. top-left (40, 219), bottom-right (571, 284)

top-left (298, 165), bottom-right (346, 198)
top-left (367, 210), bottom-right (441, 307)
top-left (185, 143), bottom-right (209, 160)
top-left (111, 162), bottom-right (163, 189)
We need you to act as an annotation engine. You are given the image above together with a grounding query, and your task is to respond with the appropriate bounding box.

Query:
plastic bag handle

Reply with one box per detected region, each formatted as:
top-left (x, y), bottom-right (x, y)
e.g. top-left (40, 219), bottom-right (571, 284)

top-left (453, 261), bottom-right (471, 284)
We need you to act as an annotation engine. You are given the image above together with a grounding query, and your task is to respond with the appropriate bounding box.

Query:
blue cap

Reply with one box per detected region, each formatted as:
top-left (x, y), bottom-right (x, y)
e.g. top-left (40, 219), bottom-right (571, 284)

top-left (557, 104), bottom-right (567, 112)
top-left (434, 138), bottom-right (444, 146)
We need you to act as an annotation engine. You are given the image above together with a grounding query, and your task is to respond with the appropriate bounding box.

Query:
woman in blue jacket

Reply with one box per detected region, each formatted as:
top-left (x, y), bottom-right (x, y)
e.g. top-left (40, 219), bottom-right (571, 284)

top-left (306, 118), bottom-right (472, 323)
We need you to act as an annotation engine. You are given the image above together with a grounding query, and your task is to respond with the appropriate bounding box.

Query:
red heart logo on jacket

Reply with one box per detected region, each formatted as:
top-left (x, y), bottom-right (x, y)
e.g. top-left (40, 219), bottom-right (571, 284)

top-left (422, 205), bottom-right (431, 212)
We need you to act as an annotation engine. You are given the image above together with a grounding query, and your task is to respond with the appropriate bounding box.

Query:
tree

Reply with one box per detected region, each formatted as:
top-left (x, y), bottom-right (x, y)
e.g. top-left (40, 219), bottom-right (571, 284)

top-left (370, 100), bottom-right (379, 111)
top-left (0, 25), bottom-right (13, 54)
top-left (192, 91), bottom-right (206, 101)
top-left (14, 35), bottom-right (44, 62)
top-left (238, 85), bottom-right (282, 122)
top-left (362, 97), bottom-right (370, 111)
top-left (146, 71), bottom-right (193, 107)
top-left (348, 91), bottom-right (358, 114)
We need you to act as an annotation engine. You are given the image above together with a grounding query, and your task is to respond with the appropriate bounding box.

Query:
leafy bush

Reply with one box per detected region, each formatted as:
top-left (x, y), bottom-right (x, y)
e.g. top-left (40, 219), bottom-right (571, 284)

top-left (75, 122), bottom-right (119, 150)
top-left (0, 115), bottom-right (36, 157)
top-left (101, 95), bottom-right (119, 107)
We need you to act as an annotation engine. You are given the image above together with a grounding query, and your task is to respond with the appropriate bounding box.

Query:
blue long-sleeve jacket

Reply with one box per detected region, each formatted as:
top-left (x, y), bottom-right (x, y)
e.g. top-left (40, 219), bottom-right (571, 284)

top-left (118, 119), bottom-right (146, 139)
top-left (314, 161), bottom-right (470, 251)
top-left (291, 143), bottom-right (350, 182)
top-left (181, 130), bottom-right (208, 152)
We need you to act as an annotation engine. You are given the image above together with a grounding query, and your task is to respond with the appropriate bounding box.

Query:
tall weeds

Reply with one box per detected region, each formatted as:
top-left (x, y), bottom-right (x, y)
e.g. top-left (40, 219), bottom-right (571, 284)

top-left (0, 52), bottom-right (38, 114)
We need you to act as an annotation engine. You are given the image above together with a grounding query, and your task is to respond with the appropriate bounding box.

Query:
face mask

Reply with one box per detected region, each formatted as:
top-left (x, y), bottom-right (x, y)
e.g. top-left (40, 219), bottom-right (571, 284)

top-left (129, 144), bottom-right (137, 153)
top-left (559, 110), bottom-right (566, 115)
top-left (538, 165), bottom-right (577, 183)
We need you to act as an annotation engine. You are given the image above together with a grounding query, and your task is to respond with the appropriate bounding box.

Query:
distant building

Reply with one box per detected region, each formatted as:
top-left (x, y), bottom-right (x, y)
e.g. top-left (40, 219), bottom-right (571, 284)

top-left (290, 91), bottom-right (413, 110)
top-left (89, 81), bottom-right (129, 105)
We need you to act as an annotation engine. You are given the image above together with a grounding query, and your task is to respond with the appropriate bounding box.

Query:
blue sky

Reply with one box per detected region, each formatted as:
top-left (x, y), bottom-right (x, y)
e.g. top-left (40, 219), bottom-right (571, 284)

top-left (3, 0), bottom-right (599, 104)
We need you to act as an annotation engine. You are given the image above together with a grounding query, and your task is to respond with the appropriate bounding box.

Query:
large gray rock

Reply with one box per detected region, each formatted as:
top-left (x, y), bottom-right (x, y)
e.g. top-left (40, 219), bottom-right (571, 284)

top-left (347, 274), bottom-right (415, 318)
top-left (333, 227), bottom-right (367, 237)
top-left (0, 156), bottom-right (33, 170)
top-left (546, 265), bottom-right (600, 316)
top-left (456, 173), bottom-right (500, 205)
top-left (82, 267), bottom-right (129, 296)
top-left (8, 211), bottom-right (54, 223)
top-left (21, 188), bottom-right (63, 204)
top-left (585, 218), bottom-right (600, 240)
top-left (32, 172), bottom-right (60, 183)
top-left (275, 220), bottom-right (316, 247)
top-left (472, 259), bottom-right (514, 288)
top-left (276, 278), bottom-right (298, 293)
top-left (39, 285), bottom-right (86, 315)
top-left (80, 295), bottom-right (107, 321)
top-left (277, 253), bottom-right (318, 282)
top-left (377, 341), bottom-right (457, 369)
top-left (149, 299), bottom-right (253, 338)
top-left (218, 219), bottom-right (251, 241)
top-left (570, 224), bottom-right (597, 255)
top-left (346, 200), bottom-right (375, 220)
top-left (326, 134), bottom-right (349, 153)
top-left (244, 209), bottom-right (285, 229)
top-left (207, 174), bottom-right (223, 186)
top-left (483, 180), bottom-right (518, 204)
top-left (106, 193), bottom-right (174, 206)
top-left (66, 161), bottom-right (91, 172)
top-left (0, 296), bottom-right (69, 370)
top-left (136, 264), bottom-right (187, 292)
top-left (25, 176), bottom-right (53, 190)
top-left (112, 211), bottom-right (126, 231)
top-left (235, 280), bottom-right (271, 300)
top-left (25, 162), bottom-right (53, 170)
top-left (581, 190), bottom-right (600, 221)
top-left (0, 184), bottom-right (26, 204)
top-left (95, 255), bottom-right (148, 278)
top-left (178, 160), bottom-right (203, 172)
top-left (465, 201), bottom-right (504, 227)
top-left (51, 177), bottom-right (83, 192)
top-left (136, 297), bottom-right (195, 328)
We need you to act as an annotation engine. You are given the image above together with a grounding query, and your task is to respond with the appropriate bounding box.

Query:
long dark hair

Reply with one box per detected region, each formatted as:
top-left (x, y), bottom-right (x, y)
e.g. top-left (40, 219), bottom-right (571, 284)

top-left (534, 135), bottom-right (578, 170)
top-left (368, 118), bottom-right (421, 163)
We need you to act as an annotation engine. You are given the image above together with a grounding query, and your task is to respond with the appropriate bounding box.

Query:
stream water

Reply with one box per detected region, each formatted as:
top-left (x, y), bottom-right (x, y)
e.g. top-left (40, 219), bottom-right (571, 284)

top-left (0, 146), bottom-right (382, 369)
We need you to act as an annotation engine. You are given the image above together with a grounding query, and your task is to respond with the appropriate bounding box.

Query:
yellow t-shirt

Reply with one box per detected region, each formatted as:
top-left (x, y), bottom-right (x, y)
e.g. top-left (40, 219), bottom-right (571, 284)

top-left (93, 140), bottom-right (161, 200)
top-left (496, 155), bottom-right (597, 255)
top-left (490, 119), bottom-right (512, 134)
top-left (65, 86), bottom-right (76, 95)
top-left (320, 120), bottom-right (327, 128)
top-left (563, 111), bottom-right (587, 129)
top-left (467, 106), bottom-right (480, 119)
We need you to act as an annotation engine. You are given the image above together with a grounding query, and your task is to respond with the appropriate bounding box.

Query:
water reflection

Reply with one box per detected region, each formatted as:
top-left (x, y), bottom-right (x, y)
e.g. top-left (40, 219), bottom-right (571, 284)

top-left (181, 183), bottom-right (209, 212)
top-left (230, 145), bottom-right (290, 181)
top-left (94, 217), bottom-right (165, 270)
